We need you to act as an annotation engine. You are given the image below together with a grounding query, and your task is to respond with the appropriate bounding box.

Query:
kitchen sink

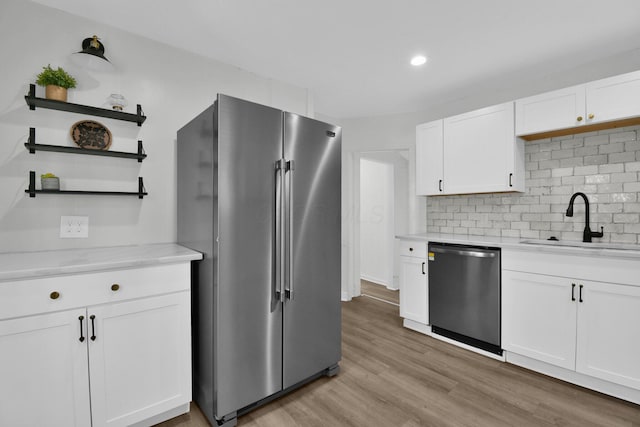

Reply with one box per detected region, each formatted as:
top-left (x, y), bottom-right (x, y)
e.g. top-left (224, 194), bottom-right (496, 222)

top-left (519, 239), bottom-right (640, 251)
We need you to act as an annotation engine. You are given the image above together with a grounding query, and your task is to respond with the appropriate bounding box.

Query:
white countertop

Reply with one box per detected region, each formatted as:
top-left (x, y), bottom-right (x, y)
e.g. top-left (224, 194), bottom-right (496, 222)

top-left (397, 232), bottom-right (640, 259)
top-left (0, 243), bottom-right (203, 281)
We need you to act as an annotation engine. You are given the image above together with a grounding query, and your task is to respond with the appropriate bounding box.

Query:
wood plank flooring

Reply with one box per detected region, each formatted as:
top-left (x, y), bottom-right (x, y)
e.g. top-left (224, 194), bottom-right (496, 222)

top-left (159, 295), bottom-right (640, 427)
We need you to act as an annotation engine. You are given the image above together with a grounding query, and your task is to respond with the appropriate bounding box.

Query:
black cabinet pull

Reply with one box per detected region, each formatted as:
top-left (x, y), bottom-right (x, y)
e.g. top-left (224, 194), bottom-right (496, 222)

top-left (571, 283), bottom-right (576, 301)
top-left (438, 179), bottom-right (443, 192)
top-left (90, 315), bottom-right (96, 341)
top-left (79, 315), bottom-right (85, 342)
top-left (579, 284), bottom-right (584, 303)
top-left (421, 262), bottom-right (426, 275)
top-left (509, 173), bottom-right (513, 187)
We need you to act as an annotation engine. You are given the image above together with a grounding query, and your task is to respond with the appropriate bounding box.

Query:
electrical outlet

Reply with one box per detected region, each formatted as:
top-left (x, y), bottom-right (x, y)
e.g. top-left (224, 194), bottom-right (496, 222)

top-left (60, 216), bottom-right (89, 238)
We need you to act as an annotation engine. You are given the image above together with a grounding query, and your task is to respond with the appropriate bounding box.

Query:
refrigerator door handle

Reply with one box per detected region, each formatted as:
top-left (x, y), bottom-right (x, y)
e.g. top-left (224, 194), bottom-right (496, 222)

top-left (285, 159), bottom-right (295, 300)
top-left (275, 159), bottom-right (285, 302)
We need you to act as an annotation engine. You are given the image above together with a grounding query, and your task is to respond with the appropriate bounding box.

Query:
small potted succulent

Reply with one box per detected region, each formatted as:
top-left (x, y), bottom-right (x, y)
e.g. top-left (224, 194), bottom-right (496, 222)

top-left (41, 172), bottom-right (60, 191)
top-left (36, 65), bottom-right (77, 102)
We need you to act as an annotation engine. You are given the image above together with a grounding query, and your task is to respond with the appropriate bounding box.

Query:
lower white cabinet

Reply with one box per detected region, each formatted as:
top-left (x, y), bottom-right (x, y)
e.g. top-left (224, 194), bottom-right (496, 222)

top-left (0, 263), bottom-right (193, 427)
top-left (576, 281), bottom-right (640, 390)
top-left (89, 292), bottom-right (191, 426)
top-left (0, 308), bottom-right (92, 427)
top-left (503, 269), bottom-right (640, 391)
top-left (399, 241), bottom-right (428, 324)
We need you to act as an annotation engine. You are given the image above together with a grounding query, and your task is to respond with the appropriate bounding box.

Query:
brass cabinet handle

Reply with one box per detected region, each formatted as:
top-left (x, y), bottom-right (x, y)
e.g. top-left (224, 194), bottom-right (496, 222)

top-left (50, 291), bottom-right (60, 300)
top-left (588, 113), bottom-right (595, 120)
top-left (577, 116), bottom-right (583, 122)
top-left (111, 284), bottom-right (120, 291)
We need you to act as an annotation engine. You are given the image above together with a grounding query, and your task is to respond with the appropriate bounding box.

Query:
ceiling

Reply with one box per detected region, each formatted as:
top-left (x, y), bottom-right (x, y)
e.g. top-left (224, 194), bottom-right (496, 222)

top-left (32, 0), bottom-right (640, 119)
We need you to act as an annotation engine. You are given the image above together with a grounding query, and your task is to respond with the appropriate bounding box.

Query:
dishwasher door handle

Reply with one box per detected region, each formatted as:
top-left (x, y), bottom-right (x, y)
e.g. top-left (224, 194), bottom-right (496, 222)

top-left (430, 246), bottom-right (497, 258)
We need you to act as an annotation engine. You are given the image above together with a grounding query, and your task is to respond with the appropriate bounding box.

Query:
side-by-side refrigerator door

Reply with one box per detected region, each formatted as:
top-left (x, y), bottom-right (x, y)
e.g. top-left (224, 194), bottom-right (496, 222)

top-left (215, 95), bottom-right (284, 418)
top-left (282, 113), bottom-right (342, 389)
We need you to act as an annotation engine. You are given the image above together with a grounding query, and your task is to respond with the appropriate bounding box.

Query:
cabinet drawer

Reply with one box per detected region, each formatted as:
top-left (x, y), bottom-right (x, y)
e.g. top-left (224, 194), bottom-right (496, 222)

top-left (0, 263), bottom-right (190, 320)
top-left (399, 241), bottom-right (427, 259)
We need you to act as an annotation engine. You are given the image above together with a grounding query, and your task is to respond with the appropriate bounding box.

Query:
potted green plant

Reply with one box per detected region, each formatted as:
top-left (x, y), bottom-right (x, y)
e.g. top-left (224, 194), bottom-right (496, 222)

top-left (41, 172), bottom-right (60, 191)
top-left (36, 65), bottom-right (77, 102)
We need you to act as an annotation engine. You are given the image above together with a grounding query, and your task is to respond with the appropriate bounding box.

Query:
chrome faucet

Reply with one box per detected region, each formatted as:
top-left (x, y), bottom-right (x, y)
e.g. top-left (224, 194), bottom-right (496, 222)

top-left (565, 192), bottom-right (604, 243)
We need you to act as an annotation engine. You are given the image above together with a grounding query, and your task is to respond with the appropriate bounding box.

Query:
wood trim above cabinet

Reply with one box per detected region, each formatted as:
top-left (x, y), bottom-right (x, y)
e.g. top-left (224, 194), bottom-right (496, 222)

top-left (519, 116), bottom-right (640, 141)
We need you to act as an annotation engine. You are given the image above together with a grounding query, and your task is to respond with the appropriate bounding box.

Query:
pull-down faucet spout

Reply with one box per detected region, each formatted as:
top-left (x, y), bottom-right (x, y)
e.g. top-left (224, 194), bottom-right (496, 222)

top-left (565, 192), bottom-right (604, 243)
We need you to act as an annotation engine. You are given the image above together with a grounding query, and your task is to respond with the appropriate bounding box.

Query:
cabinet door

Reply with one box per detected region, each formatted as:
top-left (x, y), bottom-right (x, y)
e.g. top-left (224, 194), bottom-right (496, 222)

top-left (399, 256), bottom-right (428, 324)
top-left (0, 309), bottom-right (91, 427)
top-left (515, 85), bottom-right (585, 136)
top-left (88, 292), bottom-right (191, 427)
top-left (576, 280), bottom-right (640, 390)
top-left (443, 102), bottom-right (518, 194)
top-left (415, 120), bottom-right (443, 195)
top-left (586, 70), bottom-right (640, 124)
top-left (502, 270), bottom-right (577, 370)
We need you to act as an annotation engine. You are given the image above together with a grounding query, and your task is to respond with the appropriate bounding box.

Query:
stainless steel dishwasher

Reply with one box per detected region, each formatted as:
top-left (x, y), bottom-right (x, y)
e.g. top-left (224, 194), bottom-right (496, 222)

top-left (428, 242), bottom-right (502, 355)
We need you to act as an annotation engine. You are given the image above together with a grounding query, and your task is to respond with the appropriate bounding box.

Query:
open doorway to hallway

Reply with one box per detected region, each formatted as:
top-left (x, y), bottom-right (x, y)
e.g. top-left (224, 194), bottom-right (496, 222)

top-left (359, 150), bottom-right (409, 305)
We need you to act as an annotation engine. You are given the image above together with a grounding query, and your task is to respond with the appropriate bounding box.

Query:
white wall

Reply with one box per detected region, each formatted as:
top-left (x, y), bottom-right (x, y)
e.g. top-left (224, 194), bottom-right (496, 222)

top-left (359, 158), bottom-right (393, 287)
top-left (0, 0), bottom-right (310, 252)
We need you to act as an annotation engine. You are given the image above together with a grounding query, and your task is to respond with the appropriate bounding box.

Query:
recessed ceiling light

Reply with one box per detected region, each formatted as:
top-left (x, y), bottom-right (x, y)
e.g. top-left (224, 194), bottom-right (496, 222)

top-left (410, 55), bottom-right (428, 66)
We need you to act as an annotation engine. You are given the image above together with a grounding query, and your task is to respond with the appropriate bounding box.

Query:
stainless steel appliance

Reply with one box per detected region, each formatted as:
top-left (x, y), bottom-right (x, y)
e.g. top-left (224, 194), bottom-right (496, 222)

top-left (428, 242), bottom-right (502, 355)
top-left (177, 95), bottom-right (341, 427)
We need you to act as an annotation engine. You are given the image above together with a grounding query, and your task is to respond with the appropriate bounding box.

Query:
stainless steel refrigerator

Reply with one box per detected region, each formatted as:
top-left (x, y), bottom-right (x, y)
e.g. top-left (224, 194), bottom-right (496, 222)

top-left (177, 94), bottom-right (341, 427)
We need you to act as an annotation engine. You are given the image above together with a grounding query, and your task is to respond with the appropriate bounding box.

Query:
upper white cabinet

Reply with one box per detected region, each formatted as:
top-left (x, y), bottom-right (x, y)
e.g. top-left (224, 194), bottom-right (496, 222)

top-left (516, 69), bottom-right (640, 138)
top-left (415, 120), bottom-right (443, 195)
top-left (585, 71), bottom-right (640, 124)
top-left (444, 102), bottom-right (524, 195)
top-left (515, 85), bottom-right (585, 136)
top-left (416, 102), bottom-right (524, 196)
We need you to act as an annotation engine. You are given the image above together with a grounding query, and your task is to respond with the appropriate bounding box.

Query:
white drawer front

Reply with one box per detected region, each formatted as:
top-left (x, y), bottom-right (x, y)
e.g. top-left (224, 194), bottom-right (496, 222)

top-left (0, 263), bottom-right (190, 320)
top-left (399, 241), bottom-right (427, 259)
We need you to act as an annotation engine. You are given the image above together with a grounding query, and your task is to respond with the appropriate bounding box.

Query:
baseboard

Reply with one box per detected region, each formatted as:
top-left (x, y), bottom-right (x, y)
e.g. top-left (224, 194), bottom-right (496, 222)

top-left (506, 352), bottom-right (640, 405)
top-left (360, 274), bottom-right (391, 288)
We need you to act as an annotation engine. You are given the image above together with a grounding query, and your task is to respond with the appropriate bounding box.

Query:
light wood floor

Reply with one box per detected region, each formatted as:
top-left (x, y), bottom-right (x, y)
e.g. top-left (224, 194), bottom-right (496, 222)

top-left (159, 296), bottom-right (640, 427)
top-left (360, 279), bottom-right (399, 305)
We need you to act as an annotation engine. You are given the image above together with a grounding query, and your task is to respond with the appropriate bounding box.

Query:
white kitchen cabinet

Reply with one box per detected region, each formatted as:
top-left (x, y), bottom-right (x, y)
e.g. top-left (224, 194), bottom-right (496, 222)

top-left (515, 85), bottom-right (585, 136)
top-left (585, 70), bottom-right (640, 125)
top-left (502, 270), bottom-right (577, 370)
top-left (503, 265), bottom-right (640, 392)
top-left (89, 292), bottom-right (191, 427)
top-left (415, 102), bottom-right (524, 196)
top-left (0, 309), bottom-right (92, 427)
top-left (0, 261), bottom-right (195, 427)
top-left (516, 69), bottom-right (640, 138)
top-left (415, 120), bottom-right (443, 195)
top-left (399, 241), bottom-right (428, 324)
top-left (576, 280), bottom-right (640, 390)
top-left (443, 102), bottom-right (524, 194)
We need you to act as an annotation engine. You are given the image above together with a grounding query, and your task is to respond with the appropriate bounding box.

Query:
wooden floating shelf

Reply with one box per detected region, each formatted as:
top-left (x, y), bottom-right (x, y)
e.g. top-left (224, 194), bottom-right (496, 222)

top-left (25, 128), bottom-right (146, 162)
top-left (25, 84), bottom-right (146, 126)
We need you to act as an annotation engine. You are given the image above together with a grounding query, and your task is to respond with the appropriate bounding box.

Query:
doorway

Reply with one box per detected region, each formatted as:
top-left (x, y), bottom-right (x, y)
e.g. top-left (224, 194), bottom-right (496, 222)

top-left (359, 150), bottom-right (409, 305)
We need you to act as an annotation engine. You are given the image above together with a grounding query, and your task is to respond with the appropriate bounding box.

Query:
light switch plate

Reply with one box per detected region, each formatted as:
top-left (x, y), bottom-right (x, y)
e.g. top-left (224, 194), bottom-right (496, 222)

top-left (60, 216), bottom-right (89, 238)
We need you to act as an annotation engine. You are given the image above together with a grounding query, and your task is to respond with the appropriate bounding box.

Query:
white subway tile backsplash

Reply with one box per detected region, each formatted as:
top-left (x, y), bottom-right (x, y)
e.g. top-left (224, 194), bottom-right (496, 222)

top-left (584, 135), bottom-right (609, 146)
top-left (609, 131), bottom-right (636, 143)
top-left (583, 155), bottom-right (608, 165)
top-left (426, 125), bottom-right (640, 243)
top-left (609, 151), bottom-right (636, 163)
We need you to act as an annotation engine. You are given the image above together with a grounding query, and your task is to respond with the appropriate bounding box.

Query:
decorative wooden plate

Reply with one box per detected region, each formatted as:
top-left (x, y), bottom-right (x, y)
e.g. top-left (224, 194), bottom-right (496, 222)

top-left (70, 120), bottom-right (112, 150)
